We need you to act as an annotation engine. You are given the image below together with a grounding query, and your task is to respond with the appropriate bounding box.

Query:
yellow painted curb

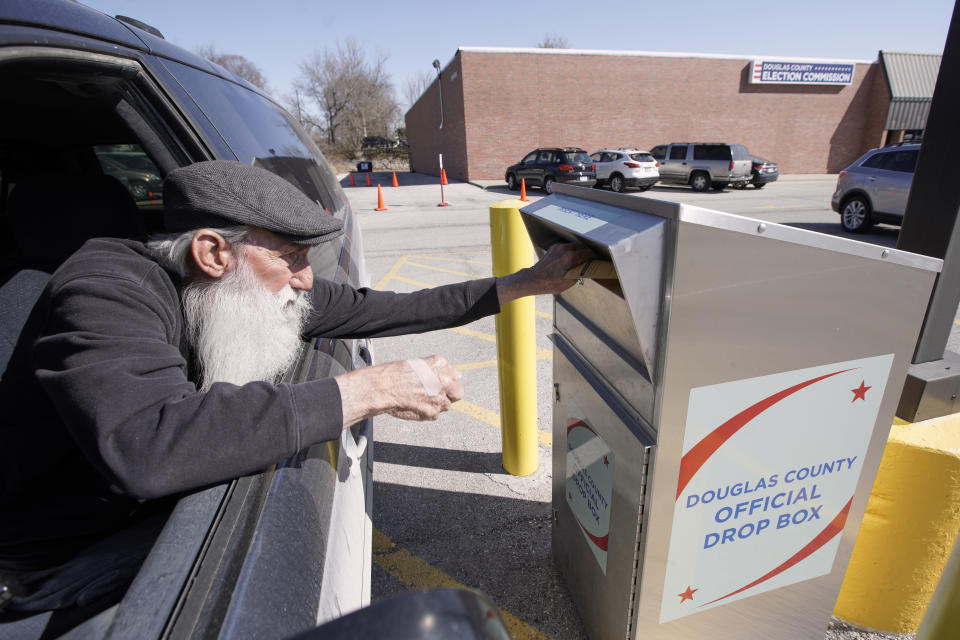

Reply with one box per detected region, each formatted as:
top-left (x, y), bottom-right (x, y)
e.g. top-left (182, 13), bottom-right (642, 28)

top-left (833, 413), bottom-right (960, 632)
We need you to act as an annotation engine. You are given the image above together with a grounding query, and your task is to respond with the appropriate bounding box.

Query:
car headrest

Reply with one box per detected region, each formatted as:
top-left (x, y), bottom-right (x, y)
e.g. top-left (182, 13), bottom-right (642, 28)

top-left (7, 174), bottom-right (147, 272)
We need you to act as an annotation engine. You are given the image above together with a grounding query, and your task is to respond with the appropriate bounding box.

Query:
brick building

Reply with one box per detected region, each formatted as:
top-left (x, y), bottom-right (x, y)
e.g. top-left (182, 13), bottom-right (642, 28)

top-left (405, 48), bottom-right (941, 181)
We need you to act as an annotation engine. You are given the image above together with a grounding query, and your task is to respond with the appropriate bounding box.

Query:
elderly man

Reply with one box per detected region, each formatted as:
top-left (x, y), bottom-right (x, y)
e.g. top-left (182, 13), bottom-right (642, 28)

top-left (0, 161), bottom-right (590, 614)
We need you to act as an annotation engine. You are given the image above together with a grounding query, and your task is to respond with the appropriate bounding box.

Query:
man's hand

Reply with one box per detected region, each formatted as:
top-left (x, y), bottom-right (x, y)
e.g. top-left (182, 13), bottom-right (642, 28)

top-left (496, 242), bottom-right (595, 305)
top-left (335, 355), bottom-right (463, 428)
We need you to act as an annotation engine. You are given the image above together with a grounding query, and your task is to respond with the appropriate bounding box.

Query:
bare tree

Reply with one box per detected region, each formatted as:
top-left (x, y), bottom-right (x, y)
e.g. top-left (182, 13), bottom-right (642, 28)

top-left (403, 71), bottom-right (434, 109)
top-left (293, 38), bottom-right (400, 152)
top-left (537, 34), bottom-right (569, 49)
top-left (196, 45), bottom-right (270, 92)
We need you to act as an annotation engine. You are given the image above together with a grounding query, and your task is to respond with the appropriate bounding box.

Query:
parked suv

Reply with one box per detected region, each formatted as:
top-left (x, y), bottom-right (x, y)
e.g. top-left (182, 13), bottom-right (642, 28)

top-left (648, 142), bottom-right (752, 191)
top-left (0, 2), bottom-right (507, 638)
top-left (505, 147), bottom-right (596, 193)
top-left (589, 149), bottom-right (659, 192)
top-left (831, 143), bottom-right (920, 233)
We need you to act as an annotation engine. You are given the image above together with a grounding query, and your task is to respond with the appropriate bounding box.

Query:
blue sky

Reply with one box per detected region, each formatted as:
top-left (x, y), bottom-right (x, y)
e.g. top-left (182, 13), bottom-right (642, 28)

top-left (82, 0), bottom-right (954, 108)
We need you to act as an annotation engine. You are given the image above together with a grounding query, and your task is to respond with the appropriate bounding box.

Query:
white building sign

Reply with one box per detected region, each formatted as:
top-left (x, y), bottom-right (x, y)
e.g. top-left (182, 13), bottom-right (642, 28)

top-left (660, 355), bottom-right (894, 623)
top-left (751, 60), bottom-right (855, 85)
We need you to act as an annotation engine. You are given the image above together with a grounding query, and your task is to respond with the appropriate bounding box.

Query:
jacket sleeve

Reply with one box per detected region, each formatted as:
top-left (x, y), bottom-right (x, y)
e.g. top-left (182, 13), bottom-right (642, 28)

top-left (33, 267), bottom-right (343, 500)
top-left (303, 277), bottom-right (501, 339)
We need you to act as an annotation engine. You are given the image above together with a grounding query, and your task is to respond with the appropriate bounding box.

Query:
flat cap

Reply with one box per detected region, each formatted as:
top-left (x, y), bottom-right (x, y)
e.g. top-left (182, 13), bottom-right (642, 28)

top-left (163, 160), bottom-right (343, 245)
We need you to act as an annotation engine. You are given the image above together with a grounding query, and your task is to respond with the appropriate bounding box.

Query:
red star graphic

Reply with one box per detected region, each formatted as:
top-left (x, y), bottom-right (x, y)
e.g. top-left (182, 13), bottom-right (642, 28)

top-left (603, 456), bottom-right (609, 467)
top-left (851, 381), bottom-right (871, 402)
top-left (678, 586), bottom-right (697, 603)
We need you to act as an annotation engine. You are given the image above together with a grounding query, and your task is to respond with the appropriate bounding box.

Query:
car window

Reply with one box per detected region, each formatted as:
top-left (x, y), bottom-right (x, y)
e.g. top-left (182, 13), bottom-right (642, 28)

top-left (861, 152), bottom-right (891, 170)
top-left (590, 152), bottom-right (603, 163)
top-left (886, 149), bottom-right (919, 173)
top-left (630, 152), bottom-right (654, 162)
top-left (538, 150), bottom-right (555, 164)
top-left (669, 145), bottom-right (687, 160)
top-left (561, 151), bottom-right (590, 164)
top-left (161, 60), bottom-right (346, 221)
top-left (522, 152), bottom-right (538, 164)
top-left (693, 144), bottom-right (731, 161)
top-left (649, 146), bottom-right (666, 160)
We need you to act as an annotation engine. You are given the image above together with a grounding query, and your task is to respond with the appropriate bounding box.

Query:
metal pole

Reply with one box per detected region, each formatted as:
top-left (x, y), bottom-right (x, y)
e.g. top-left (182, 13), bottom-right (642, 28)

top-left (489, 200), bottom-right (537, 476)
top-left (432, 59), bottom-right (444, 131)
top-left (896, 0), bottom-right (960, 364)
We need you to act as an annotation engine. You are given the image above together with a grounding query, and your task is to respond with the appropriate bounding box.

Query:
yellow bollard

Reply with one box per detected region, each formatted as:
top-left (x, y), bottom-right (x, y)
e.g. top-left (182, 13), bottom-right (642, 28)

top-left (917, 532), bottom-right (960, 640)
top-left (490, 199), bottom-right (538, 476)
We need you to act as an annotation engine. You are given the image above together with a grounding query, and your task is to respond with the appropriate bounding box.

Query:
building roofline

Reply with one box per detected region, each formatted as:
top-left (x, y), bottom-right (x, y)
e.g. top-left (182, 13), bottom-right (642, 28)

top-left (456, 46), bottom-right (874, 65)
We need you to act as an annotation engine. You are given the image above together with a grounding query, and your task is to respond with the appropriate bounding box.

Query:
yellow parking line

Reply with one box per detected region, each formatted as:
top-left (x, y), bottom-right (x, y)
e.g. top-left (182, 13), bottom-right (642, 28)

top-left (536, 311), bottom-right (552, 320)
top-left (392, 274), bottom-right (435, 288)
top-left (954, 319), bottom-right (960, 326)
top-left (450, 326), bottom-right (552, 360)
top-left (457, 360), bottom-right (499, 371)
top-left (372, 528), bottom-right (554, 640)
top-left (453, 400), bottom-right (553, 446)
top-left (408, 254), bottom-right (492, 266)
top-left (375, 255), bottom-right (409, 290)
top-left (406, 261), bottom-right (483, 279)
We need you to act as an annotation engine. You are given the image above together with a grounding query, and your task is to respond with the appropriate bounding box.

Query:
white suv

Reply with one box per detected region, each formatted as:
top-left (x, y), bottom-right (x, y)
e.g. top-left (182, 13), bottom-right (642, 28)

top-left (589, 149), bottom-right (660, 192)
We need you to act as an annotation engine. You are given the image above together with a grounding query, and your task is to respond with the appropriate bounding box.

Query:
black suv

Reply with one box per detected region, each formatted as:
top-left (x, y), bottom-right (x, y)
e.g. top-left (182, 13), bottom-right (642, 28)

top-left (505, 147), bottom-right (596, 193)
top-left (0, 1), bottom-right (506, 638)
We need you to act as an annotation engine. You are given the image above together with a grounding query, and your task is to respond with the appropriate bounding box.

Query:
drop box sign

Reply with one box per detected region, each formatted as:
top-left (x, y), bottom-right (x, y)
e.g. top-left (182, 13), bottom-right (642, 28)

top-left (660, 355), bottom-right (894, 623)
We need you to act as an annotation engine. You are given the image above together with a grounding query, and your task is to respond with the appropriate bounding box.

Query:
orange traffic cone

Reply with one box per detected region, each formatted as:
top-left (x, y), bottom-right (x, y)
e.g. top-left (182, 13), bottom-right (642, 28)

top-left (348, 172), bottom-right (355, 186)
top-left (375, 184), bottom-right (388, 211)
top-left (391, 171), bottom-right (399, 187)
top-left (441, 169), bottom-right (448, 185)
top-left (520, 178), bottom-right (528, 202)
top-left (365, 172), bottom-right (372, 187)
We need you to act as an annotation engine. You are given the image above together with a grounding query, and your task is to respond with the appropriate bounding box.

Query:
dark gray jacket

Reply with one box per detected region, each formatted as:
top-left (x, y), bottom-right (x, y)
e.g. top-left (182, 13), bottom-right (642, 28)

top-left (0, 238), bottom-right (500, 572)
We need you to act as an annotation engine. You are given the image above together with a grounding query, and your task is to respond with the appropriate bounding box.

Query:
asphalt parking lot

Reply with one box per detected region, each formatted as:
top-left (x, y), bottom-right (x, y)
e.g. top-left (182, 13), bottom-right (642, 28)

top-left (343, 172), bottom-right (945, 640)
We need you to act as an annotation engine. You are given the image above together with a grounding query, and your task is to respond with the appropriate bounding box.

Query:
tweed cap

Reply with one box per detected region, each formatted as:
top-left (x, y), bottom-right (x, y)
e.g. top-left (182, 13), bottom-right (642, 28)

top-left (163, 160), bottom-right (343, 245)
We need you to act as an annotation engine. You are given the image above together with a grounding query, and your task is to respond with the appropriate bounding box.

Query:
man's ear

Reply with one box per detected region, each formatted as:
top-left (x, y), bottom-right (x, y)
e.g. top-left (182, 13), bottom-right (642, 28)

top-left (190, 229), bottom-right (235, 279)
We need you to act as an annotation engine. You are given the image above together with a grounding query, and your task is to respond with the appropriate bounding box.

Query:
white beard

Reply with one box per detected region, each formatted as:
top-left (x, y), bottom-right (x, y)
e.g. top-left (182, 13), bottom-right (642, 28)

top-left (181, 252), bottom-right (313, 392)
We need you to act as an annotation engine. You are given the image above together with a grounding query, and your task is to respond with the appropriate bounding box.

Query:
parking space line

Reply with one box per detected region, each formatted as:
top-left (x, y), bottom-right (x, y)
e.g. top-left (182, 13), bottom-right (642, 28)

top-left (405, 261), bottom-right (483, 279)
top-left (453, 400), bottom-right (553, 446)
top-left (408, 254), bottom-right (492, 266)
top-left (374, 255), bottom-right (409, 290)
top-left (372, 528), bottom-right (554, 640)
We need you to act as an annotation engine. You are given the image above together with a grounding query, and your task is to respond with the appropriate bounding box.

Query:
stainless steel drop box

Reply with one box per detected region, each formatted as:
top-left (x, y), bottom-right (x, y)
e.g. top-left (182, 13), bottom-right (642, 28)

top-left (520, 184), bottom-right (941, 640)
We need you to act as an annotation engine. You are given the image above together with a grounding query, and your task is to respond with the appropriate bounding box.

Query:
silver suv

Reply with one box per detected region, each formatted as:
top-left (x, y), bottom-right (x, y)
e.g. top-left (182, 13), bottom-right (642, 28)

top-left (649, 142), bottom-right (752, 191)
top-left (831, 143), bottom-right (920, 233)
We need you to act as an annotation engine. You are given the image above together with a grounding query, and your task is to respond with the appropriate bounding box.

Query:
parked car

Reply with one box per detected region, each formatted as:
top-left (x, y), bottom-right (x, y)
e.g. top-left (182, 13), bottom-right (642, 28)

top-left (648, 142), bottom-right (752, 191)
top-left (831, 143), bottom-right (920, 233)
top-left (505, 147), bottom-right (596, 193)
top-left (749, 156), bottom-right (779, 188)
top-left (95, 149), bottom-right (163, 201)
top-left (589, 149), bottom-right (659, 192)
top-left (0, 2), bottom-right (508, 638)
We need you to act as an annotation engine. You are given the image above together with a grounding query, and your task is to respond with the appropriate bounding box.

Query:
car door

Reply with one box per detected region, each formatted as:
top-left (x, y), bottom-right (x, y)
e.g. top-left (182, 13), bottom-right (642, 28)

top-left (590, 152), bottom-right (608, 181)
top-left (534, 149), bottom-right (556, 186)
top-left (874, 149), bottom-right (918, 217)
top-left (661, 144), bottom-right (689, 183)
top-left (516, 151), bottom-right (539, 186)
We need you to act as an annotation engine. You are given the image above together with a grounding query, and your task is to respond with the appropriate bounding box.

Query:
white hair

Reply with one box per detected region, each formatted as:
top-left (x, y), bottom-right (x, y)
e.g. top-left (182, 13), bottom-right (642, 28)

top-left (144, 226), bottom-right (251, 278)
top-left (145, 226), bottom-right (313, 391)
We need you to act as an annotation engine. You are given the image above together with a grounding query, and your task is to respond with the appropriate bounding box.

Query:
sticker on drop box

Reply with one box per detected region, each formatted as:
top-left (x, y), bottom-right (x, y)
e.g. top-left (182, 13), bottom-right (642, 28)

top-left (534, 201), bottom-right (622, 235)
top-left (565, 416), bottom-right (614, 574)
top-left (659, 354), bottom-right (894, 623)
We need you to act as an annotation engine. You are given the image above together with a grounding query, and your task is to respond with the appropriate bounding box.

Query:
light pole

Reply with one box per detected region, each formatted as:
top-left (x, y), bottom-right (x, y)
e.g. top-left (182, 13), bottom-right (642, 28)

top-left (432, 58), bottom-right (444, 130)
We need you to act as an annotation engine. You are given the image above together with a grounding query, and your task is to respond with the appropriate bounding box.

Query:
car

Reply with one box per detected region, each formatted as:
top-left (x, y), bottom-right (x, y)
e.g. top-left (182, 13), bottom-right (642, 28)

top-left (831, 143), bottom-right (920, 233)
top-left (748, 155), bottom-right (779, 188)
top-left (589, 148), bottom-right (659, 192)
top-left (95, 148), bottom-right (164, 201)
top-left (0, 2), bottom-right (508, 638)
top-left (505, 147), bottom-right (596, 194)
top-left (648, 142), bottom-right (752, 191)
